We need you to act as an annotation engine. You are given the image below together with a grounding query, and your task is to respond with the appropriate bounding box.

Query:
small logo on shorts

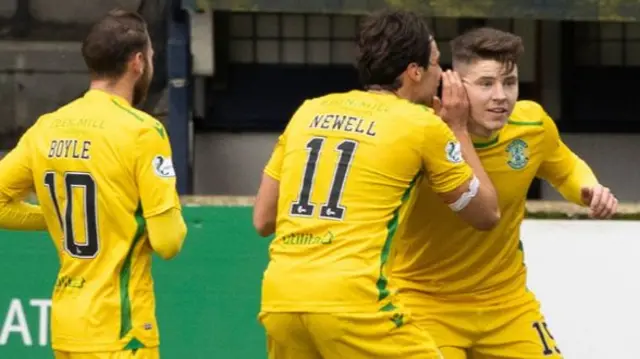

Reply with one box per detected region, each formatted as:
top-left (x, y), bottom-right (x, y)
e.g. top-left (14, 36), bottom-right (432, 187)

top-left (506, 139), bottom-right (529, 170)
top-left (144, 323), bottom-right (153, 330)
top-left (390, 313), bottom-right (404, 328)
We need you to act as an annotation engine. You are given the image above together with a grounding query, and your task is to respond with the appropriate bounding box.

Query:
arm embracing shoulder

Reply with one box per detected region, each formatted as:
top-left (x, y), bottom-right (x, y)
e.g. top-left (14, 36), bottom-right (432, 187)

top-left (421, 118), bottom-right (500, 230)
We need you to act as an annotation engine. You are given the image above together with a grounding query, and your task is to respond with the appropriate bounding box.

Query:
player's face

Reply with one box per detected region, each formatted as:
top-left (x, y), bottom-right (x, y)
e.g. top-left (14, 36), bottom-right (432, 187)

top-left (461, 59), bottom-right (518, 134)
top-left (133, 40), bottom-right (155, 106)
top-left (419, 40), bottom-right (442, 106)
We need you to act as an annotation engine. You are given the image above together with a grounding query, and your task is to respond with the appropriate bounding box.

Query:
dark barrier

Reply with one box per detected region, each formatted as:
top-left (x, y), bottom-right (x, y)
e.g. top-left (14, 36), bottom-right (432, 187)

top-left (195, 0), bottom-right (639, 21)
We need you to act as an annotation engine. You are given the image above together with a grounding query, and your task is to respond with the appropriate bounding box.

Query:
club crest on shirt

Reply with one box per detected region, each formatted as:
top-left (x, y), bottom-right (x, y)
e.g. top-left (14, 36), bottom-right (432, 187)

top-left (506, 139), bottom-right (529, 170)
top-left (153, 155), bottom-right (176, 178)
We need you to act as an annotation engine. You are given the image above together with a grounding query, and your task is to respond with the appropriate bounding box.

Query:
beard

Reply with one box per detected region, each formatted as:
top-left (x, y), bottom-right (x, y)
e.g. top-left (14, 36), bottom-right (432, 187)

top-left (132, 61), bottom-right (152, 107)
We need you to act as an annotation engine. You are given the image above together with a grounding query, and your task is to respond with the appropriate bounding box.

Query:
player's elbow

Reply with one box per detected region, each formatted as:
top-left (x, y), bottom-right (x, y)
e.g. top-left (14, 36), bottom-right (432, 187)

top-left (154, 219), bottom-right (187, 260)
top-left (253, 214), bottom-right (275, 237)
top-left (475, 189), bottom-right (502, 230)
top-left (456, 210), bottom-right (500, 231)
top-left (253, 174), bottom-right (279, 237)
top-left (454, 199), bottom-right (501, 231)
top-left (146, 208), bottom-right (188, 260)
top-left (469, 209), bottom-right (501, 231)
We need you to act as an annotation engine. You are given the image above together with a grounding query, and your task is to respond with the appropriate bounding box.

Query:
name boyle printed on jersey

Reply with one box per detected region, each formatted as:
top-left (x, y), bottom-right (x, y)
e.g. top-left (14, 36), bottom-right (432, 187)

top-left (506, 139), bottom-right (529, 170)
top-left (152, 155), bottom-right (176, 178)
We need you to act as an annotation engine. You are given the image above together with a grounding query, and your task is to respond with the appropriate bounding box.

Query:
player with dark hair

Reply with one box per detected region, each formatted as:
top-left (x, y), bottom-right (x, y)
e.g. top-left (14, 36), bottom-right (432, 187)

top-left (252, 10), bottom-right (500, 359)
top-left (394, 27), bottom-right (617, 359)
top-left (0, 9), bottom-right (186, 359)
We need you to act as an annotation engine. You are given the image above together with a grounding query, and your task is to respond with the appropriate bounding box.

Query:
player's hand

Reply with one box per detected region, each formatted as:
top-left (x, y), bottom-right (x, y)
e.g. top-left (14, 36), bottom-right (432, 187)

top-left (581, 185), bottom-right (618, 219)
top-left (432, 70), bottom-right (470, 132)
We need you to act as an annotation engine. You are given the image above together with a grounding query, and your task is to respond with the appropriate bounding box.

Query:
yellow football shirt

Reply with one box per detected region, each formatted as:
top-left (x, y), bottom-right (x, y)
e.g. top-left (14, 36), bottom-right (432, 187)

top-left (0, 89), bottom-right (181, 352)
top-left (393, 100), bottom-right (598, 306)
top-left (260, 90), bottom-right (473, 312)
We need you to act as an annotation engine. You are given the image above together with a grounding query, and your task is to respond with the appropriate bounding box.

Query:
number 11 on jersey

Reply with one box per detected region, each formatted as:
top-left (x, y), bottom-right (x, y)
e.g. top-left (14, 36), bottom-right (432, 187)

top-left (44, 171), bottom-right (100, 259)
top-left (290, 137), bottom-right (358, 221)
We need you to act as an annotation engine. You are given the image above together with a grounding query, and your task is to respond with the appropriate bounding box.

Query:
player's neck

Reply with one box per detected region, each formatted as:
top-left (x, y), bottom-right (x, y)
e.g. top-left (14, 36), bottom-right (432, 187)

top-left (367, 87), bottom-right (397, 98)
top-left (394, 86), bottom-right (417, 103)
top-left (89, 80), bottom-right (134, 105)
top-left (366, 86), bottom-right (418, 103)
top-left (468, 122), bottom-right (499, 141)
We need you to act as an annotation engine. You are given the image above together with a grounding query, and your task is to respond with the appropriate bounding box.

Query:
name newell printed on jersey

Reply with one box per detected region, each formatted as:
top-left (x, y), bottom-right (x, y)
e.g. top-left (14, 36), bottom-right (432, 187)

top-left (153, 155), bottom-right (176, 178)
top-left (309, 114), bottom-right (377, 137)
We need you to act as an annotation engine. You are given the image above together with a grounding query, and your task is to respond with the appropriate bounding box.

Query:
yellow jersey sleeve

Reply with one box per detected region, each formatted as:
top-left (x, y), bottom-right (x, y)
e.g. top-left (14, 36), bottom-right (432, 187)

top-left (264, 100), bottom-right (312, 180)
top-left (420, 115), bottom-right (473, 193)
top-left (146, 207), bottom-right (187, 259)
top-left (0, 193), bottom-right (47, 230)
top-left (264, 133), bottom-right (285, 181)
top-left (535, 103), bottom-right (598, 205)
top-left (0, 126), bottom-right (35, 200)
top-left (134, 122), bottom-right (181, 218)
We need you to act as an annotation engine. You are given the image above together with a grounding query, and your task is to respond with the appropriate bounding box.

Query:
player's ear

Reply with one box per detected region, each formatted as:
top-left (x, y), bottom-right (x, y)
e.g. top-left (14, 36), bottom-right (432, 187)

top-left (406, 63), bottom-right (423, 82)
top-left (131, 52), bottom-right (145, 75)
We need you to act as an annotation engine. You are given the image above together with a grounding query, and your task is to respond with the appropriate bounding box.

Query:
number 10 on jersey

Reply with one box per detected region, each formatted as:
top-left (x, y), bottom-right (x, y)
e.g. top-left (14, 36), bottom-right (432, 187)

top-left (44, 172), bottom-right (100, 259)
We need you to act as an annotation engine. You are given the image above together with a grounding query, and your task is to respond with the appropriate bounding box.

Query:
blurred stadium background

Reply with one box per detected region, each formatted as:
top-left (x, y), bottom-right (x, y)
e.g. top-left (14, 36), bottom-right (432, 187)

top-left (1, 0), bottom-right (639, 201)
top-left (1, 0), bottom-right (640, 358)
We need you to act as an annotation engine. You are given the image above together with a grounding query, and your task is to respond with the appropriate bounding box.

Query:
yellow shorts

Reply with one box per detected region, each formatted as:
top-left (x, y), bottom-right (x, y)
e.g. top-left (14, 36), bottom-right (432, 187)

top-left (411, 297), bottom-right (563, 359)
top-left (53, 348), bottom-right (159, 359)
top-left (259, 310), bottom-right (442, 359)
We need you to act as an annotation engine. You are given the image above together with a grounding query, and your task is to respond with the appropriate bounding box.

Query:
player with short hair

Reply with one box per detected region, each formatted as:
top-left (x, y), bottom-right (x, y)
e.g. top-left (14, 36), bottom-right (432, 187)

top-left (0, 9), bottom-right (187, 359)
top-left (393, 27), bottom-right (618, 359)
top-left (252, 10), bottom-right (501, 359)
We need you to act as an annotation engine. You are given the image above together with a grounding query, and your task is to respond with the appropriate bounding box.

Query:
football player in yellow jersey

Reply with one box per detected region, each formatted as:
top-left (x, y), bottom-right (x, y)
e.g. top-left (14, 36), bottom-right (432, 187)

top-left (0, 9), bottom-right (186, 359)
top-left (252, 10), bottom-right (503, 359)
top-left (394, 27), bottom-right (618, 359)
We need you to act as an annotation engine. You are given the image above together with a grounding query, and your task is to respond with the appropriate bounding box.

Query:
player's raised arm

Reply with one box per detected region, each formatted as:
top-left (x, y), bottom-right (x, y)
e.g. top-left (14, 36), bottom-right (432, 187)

top-left (425, 70), bottom-right (500, 230)
top-left (253, 132), bottom-right (285, 237)
top-left (535, 105), bottom-right (617, 218)
top-left (0, 126), bottom-right (47, 231)
top-left (134, 122), bottom-right (187, 259)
